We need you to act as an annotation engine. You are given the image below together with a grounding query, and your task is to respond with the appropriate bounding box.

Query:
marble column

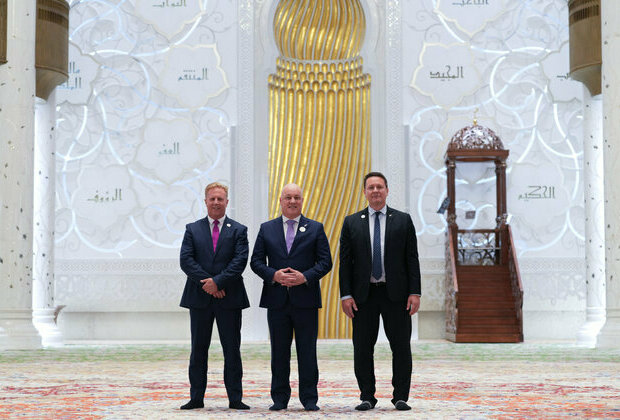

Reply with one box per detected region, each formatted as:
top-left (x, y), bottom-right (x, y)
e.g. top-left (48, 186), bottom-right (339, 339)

top-left (576, 89), bottom-right (605, 347)
top-left (598, 0), bottom-right (620, 348)
top-left (32, 92), bottom-right (62, 347)
top-left (0, 0), bottom-right (41, 349)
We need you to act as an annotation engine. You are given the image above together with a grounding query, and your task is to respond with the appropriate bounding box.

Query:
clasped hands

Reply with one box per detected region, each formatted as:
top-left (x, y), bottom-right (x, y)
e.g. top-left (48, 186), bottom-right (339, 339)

top-left (341, 295), bottom-right (420, 319)
top-left (201, 278), bottom-right (225, 298)
top-left (273, 267), bottom-right (306, 287)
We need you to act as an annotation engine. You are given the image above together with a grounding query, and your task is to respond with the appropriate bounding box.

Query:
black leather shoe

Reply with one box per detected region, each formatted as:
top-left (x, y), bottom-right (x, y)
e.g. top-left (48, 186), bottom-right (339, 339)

top-left (180, 400), bottom-right (204, 410)
top-left (304, 404), bottom-right (320, 411)
top-left (394, 400), bottom-right (411, 411)
top-left (229, 401), bottom-right (250, 410)
top-left (355, 401), bottom-right (374, 411)
top-left (269, 403), bottom-right (287, 411)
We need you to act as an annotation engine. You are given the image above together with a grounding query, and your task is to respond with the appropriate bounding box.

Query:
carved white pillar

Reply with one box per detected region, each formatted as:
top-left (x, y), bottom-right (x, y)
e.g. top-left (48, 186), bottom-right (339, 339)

top-left (33, 92), bottom-right (62, 347)
top-left (0, 0), bottom-right (42, 350)
top-left (576, 89), bottom-right (605, 347)
top-left (598, 0), bottom-right (620, 348)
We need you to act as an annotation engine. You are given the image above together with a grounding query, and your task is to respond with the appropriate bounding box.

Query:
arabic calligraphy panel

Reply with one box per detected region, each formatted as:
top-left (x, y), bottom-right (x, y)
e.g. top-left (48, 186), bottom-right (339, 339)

top-left (130, 118), bottom-right (218, 185)
top-left (158, 45), bottom-right (229, 109)
top-left (72, 165), bottom-right (138, 231)
top-left (435, 0), bottom-right (513, 37)
top-left (509, 162), bottom-right (572, 244)
top-left (134, 0), bottom-right (202, 40)
top-left (411, 43), bottom-right (482, 109)
top-left (56, 44), bottom-right (99, 105)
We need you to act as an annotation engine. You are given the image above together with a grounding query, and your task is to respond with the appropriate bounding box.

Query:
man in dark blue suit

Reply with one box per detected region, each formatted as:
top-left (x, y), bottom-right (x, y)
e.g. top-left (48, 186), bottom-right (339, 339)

top-left (340, 172), bottom-right (421, 412)
top-left (250, 183), bottom-right (332, 412)
top-left (179, 182), bottom-right (250, 410)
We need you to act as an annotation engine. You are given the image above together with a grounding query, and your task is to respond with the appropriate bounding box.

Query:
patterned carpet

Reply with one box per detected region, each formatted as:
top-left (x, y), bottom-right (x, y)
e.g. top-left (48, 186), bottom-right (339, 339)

top-left (1, 341), bottom-right (619, 419)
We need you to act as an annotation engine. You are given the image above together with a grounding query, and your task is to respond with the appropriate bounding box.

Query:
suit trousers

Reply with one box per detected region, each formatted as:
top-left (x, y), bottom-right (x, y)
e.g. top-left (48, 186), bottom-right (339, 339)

top-left (188, 307), bottom-right (243, 403)
top-left (267, 299), bottom-right (319, 407)
top-left (351, 284), bottom-right (412, 404)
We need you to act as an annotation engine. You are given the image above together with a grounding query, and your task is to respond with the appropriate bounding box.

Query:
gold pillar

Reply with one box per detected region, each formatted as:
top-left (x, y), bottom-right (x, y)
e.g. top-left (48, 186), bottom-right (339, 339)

top-left (269, 0), bottom-right (371, 338)
top-left (568, 0), bottom-right (601, 95)
top-left (35, 0), bottom-right (69, 99)
top-left (0, 0), bottom-right (6, 64)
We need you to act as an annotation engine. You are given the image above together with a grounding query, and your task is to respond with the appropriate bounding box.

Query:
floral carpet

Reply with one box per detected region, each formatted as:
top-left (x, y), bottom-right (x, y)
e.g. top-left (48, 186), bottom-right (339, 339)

top-left (1, 341), bottom-right (619, 419)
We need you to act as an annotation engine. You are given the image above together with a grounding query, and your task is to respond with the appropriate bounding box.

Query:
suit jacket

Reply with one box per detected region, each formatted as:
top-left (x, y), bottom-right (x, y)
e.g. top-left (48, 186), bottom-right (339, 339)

top-left (250, 215), bottom-right (332, 309)
top-left (339, 206), bottom-right (421, 304)
top-left (179, 216), bottom-right (250, 310)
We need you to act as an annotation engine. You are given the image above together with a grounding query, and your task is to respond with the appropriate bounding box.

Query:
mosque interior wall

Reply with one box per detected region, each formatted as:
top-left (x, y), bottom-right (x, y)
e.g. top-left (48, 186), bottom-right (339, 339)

top-left (52, 0), bottom-right (585, 341)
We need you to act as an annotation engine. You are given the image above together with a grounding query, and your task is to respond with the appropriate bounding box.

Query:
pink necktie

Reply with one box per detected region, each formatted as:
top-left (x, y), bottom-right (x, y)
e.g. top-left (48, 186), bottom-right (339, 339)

top-left (212, 220), bottom-right (220, 251)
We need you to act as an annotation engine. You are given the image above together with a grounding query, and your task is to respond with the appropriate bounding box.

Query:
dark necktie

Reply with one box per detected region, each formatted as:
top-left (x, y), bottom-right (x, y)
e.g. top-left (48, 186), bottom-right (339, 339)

top-left (212, 220), bottom-right (220, 251)
top-left (372, 212), bottom-right (382, 279)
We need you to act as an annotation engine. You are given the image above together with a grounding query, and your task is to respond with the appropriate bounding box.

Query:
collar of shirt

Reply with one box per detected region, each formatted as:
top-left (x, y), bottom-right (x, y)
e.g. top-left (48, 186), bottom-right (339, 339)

top-left (368, 206), bottom-right (386, 217)
top-left (208, 215), bottom-right (226, 227)
top-left (282, 215), bottom-right (301, 225)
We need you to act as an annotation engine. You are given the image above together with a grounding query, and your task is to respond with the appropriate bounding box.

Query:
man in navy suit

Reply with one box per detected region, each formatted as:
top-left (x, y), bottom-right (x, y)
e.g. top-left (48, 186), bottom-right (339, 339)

top-left (250, 183), bottom-right (332, 411)
top-left (179, 182), bottom-right (250, 410)
top-left (339, 172), bottom-right (421, 411)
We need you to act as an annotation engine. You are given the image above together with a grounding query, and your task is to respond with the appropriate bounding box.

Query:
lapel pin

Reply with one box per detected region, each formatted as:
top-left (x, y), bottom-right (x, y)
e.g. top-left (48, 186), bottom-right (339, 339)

top-left (361, 214), bottom-right (366, 219)
top-left (226, 223), bottom-right (231, 227)
top-left (299, 226), bottom-right (306, 232)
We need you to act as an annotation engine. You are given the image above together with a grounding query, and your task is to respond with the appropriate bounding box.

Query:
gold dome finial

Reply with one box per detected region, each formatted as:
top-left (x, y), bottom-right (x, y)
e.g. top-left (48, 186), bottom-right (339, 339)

top-left (473, 107), bottom-right (479, 126)
top-left (273, 0), bottom-right (366, 60)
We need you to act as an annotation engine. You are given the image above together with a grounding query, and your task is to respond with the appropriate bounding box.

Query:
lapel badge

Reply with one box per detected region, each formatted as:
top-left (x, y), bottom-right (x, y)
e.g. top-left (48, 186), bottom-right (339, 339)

top-left (226, 223), bottom-right (231, 227)
top-left (299, 226), bottom-right (306, 232)
top-left (361, 214), bottom-right (366, 219)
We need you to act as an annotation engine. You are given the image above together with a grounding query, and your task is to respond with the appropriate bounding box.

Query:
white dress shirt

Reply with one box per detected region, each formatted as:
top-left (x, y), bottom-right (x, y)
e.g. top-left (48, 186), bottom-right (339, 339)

top-left (207, 215), bottom-right (226, 234)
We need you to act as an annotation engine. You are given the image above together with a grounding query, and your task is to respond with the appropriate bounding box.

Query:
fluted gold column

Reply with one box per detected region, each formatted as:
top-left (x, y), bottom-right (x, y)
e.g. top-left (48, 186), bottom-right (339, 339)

top-left (269, 0), bottom-right (371, 338)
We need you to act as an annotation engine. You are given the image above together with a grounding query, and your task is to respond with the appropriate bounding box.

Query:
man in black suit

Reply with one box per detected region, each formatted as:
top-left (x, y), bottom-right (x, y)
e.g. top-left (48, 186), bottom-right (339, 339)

top-left (339, 172), bottom-right (421, 411)
top-left (179, 182), bottom-right (250, 410)
top-left (250, 183), bottom-right (332, 411)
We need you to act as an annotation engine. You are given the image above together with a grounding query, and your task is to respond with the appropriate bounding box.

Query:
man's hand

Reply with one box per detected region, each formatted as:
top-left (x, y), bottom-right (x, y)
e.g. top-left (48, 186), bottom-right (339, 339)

top-left (341, 298), bottom-right (358, 319)
top-left (200, 278), bottom-right (219, 294)
top-left (273, 269), bottom-right (289, 285)
top-left (212, 290), bottom-right (226, 299)
top-left (273, 268), bottom-right (306, 287)
top-left (282, 268), bottom-right (306, 286)
top-left (407, 295), bottom-right (420, 316)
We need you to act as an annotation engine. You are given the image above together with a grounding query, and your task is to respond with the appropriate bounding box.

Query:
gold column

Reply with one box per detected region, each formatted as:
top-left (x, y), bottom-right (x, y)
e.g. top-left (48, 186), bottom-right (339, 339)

top-left (269, 0), bottom-right (371, 338)
top-left (568, 0), bottom-right (601, 95)
top-left (35, 0), bottom-right (69, 99)
top-left (0, 0), bottom-right (6, 64)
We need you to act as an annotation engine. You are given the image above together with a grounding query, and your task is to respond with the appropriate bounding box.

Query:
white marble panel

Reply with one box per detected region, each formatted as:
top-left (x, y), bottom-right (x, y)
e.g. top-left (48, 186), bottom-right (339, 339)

top-left (55, 258), bottom-right (269, 340)
top-left (55, 256), bottom-right (585, 341)
top-left (57, 0), bottom-right (238, 259)
top-left (403, 1), bottom-right (584, 261)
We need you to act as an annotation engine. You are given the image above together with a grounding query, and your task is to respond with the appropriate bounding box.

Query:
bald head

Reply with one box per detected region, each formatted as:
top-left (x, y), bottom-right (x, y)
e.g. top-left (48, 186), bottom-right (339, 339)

top-left (280, 183), bottom-right (304, 219)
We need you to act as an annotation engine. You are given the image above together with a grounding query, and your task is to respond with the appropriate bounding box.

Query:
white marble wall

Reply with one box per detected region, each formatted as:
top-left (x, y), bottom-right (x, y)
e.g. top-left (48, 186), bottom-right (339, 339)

top-left (54, 0), bottom-right (591, 341)
top-left (54, 0), bottom-right (247, 339)
top-left (0, 0), bottom-right (41, 349)
top-left (598, 0), bottom-right (620, 348)
top-left (55, 0), bottom-right (237, 260)
top-left (401, 0), bottom-right (586, 338)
